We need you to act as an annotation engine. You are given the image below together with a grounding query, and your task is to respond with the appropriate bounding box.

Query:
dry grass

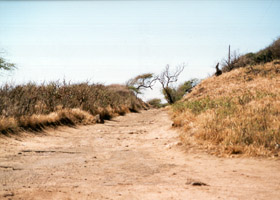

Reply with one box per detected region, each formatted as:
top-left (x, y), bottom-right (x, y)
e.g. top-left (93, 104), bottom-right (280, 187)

top-left (0, 82), bottom-right (148, 135)
top-left (171, 60), bottom-right (280, 157)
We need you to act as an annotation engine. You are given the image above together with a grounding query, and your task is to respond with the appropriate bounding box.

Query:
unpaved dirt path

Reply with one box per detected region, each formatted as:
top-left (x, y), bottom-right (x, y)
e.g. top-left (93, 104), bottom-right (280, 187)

top-left (0, 109), bottom-right (280, 200)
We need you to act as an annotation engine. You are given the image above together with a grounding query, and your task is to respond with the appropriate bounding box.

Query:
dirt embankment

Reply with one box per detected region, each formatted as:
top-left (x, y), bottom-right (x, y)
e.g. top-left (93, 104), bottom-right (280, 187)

top-left (0, 109), bottom-right (280, 199)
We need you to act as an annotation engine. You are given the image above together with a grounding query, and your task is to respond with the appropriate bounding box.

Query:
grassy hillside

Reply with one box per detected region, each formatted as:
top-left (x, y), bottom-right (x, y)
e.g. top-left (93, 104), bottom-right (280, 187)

top-left (171, 60), bottom-right (280, 157)
top-left (0, 82), bottom-right (148, 135)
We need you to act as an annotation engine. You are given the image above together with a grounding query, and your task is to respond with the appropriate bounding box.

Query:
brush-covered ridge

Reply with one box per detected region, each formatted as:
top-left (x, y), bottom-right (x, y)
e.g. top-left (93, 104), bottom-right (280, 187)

top-left (0, 82), bottom-right (148, 135)
top-left (171, 60), bottom-right (280, 157)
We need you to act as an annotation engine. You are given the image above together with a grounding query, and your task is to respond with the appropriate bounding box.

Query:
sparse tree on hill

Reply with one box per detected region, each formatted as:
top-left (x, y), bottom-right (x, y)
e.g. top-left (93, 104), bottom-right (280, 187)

top-left (126, 73), bottom-right (156, 96)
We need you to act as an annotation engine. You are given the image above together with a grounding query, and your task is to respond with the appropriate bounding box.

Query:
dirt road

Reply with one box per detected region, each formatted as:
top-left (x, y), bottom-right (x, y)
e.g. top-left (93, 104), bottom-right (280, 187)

top-left (0, 109), bottom-right (280, 200)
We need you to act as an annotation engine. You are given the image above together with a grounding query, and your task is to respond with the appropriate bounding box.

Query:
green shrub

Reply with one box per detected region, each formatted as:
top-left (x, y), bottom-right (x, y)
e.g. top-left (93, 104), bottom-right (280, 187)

top-left (222, 37), bottom-right (280, 72)
top-left (162, 79), bottom-right (199, 104)
top-left (147, 98), bottom-right (164, 108)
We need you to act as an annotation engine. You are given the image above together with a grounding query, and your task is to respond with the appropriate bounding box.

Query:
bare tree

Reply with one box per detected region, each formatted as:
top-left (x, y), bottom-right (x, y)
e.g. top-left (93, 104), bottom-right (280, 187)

top-left (126, 73), bottom-right (156, 96)
top-left (155, 64), bottom-right (185, 104)
top-left (221, 45), bottom-right (240, 72)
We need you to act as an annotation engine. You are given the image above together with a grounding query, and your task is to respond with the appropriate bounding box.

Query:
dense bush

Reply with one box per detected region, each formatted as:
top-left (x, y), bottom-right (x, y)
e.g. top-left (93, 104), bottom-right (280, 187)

top-left (147, 98), bottom-right (166, 108)
top-left (0, 82), bottom-right (148, 134)
top-left (162, 79), bottom-right (199, 104)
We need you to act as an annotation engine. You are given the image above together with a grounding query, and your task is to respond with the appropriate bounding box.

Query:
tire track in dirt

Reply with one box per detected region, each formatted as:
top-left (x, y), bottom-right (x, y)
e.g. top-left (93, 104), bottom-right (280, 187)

top-left (0, 109), bottom-right (280, 199)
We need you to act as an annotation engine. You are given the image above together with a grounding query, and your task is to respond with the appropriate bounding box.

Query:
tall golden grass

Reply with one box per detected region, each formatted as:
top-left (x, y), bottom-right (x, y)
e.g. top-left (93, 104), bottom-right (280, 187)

top-left (171, 60), bottom-right (280, 157)
top-left (0, 81), bottom-right (148, 134)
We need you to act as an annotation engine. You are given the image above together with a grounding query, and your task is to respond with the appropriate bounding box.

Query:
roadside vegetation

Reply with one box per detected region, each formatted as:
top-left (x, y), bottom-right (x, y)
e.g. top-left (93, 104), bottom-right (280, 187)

top-left (0, 81), bottom-right (148, 135)
top-left (146, 98), bottom-right (168, 108)
top-left (170, 38), bottom-right (280, 157)
top-left (3, 37), bottom-right (280, 158)
top-left (221, 37), bottom-right (280, 72)
top-left (127, 64), bottom-right (199, 106)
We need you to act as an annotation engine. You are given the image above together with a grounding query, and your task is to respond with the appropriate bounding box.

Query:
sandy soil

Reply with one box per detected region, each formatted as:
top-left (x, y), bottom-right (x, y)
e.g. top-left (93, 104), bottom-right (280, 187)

top-left (0, 109), bottom-right (280, 200)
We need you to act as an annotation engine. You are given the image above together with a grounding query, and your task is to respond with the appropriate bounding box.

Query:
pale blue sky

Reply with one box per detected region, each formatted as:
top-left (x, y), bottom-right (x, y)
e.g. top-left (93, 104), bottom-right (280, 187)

top-left (0, 0), bottom-right (279, 100)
